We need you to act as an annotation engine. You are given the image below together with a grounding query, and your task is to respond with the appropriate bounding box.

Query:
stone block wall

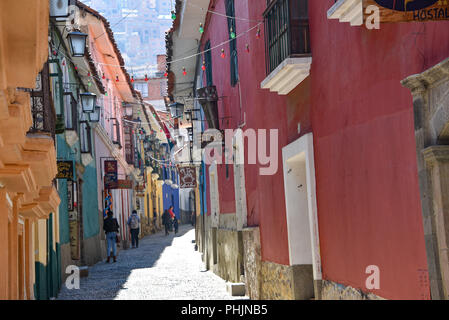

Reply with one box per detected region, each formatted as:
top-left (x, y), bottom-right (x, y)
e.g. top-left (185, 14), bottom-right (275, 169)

top-left (242, 227), bottom-right (262, 299)
top-left (216, 229), bottom-right (244, 283)
top-left (260, 261), bottom-right (295, 299)
top-left (260, 261), bottom-right (315, 300)
top-left (321, 280), bottom-right (384, 300)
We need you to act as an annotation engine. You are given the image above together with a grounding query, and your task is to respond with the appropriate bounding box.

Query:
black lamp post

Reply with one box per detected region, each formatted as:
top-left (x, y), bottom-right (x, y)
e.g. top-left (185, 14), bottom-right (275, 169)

top-left (67, 31), bottom-right (88, 57)
top-left (125, 106), bottom-right (133, 117)
top-left (80, 92), bottom-right (97, 113)
top-left (169, 102), bottom-right (185, 118)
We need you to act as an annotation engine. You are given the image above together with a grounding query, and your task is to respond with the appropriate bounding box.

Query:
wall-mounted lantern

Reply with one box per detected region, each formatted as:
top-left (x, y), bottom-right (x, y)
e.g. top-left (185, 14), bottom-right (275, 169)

top-left (169, 102), bottom-right (185, 118)
top-left (80, 92), bottom-right (97, 113)
top-left (88, 106), bottom-right (101, 122)
top-left (67, 31), bottom-right (88, 57)
top-left (125, 106), bottom-right (133, 117)
top-left (50, 0), bottom-right (70, 19)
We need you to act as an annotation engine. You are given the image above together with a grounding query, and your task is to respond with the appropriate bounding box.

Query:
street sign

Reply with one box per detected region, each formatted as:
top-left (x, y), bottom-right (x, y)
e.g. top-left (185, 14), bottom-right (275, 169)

top-left (104, 160), bottom-right (118, 189)
top-left (114, 179), bottom-right (133, 189)
top-left (363, 0), bottom-right (449, 23)
top-left (56, 161), bottom-right (74, 179)
top-left (179, 166), bottom-right (197, 188)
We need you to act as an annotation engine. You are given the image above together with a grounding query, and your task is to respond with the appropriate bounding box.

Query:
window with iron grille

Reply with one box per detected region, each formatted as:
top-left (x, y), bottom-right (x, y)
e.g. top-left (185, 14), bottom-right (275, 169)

top-left (204, 41), bottom-right (213, 87)
top-left (264, 0), bottom-right (311, 74)
top-left (63, 92), bottom-right (78, 133)
top-left (26, 62), bottom-right (56, 139)
top-left (79, 121), bottom-right (92, 154)
top-left (225, 0), bottom-right (239, 86)
top-left (124, 124), bottom-right (134, 165)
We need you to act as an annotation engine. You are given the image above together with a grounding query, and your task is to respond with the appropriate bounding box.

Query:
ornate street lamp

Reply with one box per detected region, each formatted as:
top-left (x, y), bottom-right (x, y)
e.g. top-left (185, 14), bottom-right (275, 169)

top-left (125, 106), bottom-right (133, 117)
top-left (67, 31), bottom-right (88, 57)
top-left (88, 106), bottom-right (101, 122)
top-left (80, 92), bottom-right (97, 113)
top-left (50, 0), bottom-right (70, 19)
top-left (169, 102), bottom-right (184, 118)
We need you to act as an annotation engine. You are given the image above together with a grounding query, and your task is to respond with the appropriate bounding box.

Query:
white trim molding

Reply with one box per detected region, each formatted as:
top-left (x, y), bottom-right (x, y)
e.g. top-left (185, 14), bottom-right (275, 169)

top-left (282, 133), bottom-right (322, 280)
top-left (261, 57), bottom-right (312, 95)
top-left (209, 161), bottom-right (220, 228)
top-left (327, 0), bottom-right (363, 26)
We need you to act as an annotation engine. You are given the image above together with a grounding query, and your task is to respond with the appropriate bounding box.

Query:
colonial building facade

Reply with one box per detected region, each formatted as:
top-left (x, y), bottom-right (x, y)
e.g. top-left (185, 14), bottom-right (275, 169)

top-left (167, 0), bottom-right (449, 300)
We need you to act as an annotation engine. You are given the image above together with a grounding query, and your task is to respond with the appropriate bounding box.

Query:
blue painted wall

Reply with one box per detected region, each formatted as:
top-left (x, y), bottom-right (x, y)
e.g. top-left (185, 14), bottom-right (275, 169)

top-left (163, 183), bottom-right (180, 219)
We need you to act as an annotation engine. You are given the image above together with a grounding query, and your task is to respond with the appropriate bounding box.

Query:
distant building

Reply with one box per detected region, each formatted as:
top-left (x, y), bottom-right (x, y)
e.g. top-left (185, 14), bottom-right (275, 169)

top-left (81, 0), bottom-right (174, 66)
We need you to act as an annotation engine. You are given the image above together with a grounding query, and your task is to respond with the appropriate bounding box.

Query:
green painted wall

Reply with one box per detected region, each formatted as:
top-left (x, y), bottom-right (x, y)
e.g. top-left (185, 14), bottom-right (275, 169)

top-left (56, 135), bottom-right (74, 245)
top-left (34, 214), bottom-right (61, 300)
top-left (82, 162), bottom-right (100, 238)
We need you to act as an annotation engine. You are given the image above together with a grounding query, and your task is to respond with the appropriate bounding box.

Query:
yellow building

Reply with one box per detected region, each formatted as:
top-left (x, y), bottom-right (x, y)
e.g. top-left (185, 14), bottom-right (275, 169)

top-left (141, 166), bottom-right (164, 237)
top-left (0, 0), bottom-right (60, 299)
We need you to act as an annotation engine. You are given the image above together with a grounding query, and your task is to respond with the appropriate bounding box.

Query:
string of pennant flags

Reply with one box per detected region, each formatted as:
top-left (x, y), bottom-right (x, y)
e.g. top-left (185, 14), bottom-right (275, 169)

top-left (58, 2), bottom-right (265, 80)
top-left (49, 2), bottom-right (266, 154)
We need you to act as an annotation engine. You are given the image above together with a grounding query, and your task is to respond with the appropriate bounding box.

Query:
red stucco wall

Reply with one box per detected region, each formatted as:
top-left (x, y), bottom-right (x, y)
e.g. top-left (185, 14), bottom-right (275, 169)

top-left (309, 2), bottom-right (449, 300)
top-left (201, 0), bottom-right (449, 299)
top-left (201, 0), bottom-right (310, 265)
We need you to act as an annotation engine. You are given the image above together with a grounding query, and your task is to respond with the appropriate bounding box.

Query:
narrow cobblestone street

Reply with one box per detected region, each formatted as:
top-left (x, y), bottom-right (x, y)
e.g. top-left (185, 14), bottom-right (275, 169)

top-left (57, 225), bottom-right (246, 300)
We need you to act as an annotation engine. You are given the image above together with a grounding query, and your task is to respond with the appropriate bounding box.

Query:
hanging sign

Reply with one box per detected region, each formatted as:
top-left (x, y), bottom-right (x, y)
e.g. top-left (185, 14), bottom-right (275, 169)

top-left (363, 0), bottom-right (449, 23)
top-left (56, 161), bottom-right (74, 179)
top-left (179, 166), bottom-right (197, 188)
top-left (104, 160), bottom-right (118, 189)
top-left (111, 179), bottom-right (133, 189)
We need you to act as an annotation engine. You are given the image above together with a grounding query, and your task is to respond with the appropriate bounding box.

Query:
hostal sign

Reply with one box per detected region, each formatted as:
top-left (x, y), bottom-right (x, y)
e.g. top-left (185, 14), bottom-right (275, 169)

top-left (363, 0), bottom-right (449, 22)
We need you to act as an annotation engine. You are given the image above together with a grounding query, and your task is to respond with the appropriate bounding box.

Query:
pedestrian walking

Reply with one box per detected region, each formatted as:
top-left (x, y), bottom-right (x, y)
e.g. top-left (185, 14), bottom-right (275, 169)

top-left (168, 205), bottom-right (175, 219)
top-left (191, 212), bottom-right (195, 226)
top-left (173, 216), bottom-right (179, 234)
top-left (103, 210), bottom-right (120, 263)
top-left (127, 210), bottom-right (140, 248)
top-left (168, 205), bottom-right (175, 232)
top-left (162, 209), bottom-right (171, 236)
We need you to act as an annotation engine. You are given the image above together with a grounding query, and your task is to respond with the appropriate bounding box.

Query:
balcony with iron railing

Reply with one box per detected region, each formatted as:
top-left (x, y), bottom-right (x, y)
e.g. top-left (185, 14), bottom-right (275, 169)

top-left (11, 62), bottom-right (60, 218)
top-left (27, 64), bottom-right (57, 140)
top-left (261, 0), bottom-right (312, 95)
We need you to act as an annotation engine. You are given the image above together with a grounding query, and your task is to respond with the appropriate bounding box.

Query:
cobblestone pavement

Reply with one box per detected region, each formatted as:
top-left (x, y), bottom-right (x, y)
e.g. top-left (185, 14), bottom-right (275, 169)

top-left (57, 225), bottom-right (247, 300)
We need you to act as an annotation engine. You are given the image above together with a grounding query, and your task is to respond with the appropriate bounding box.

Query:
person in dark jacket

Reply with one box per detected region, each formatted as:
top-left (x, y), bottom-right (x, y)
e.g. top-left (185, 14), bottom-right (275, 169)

top-left (162, 209), bottom-right (171, 236)
top-left (173, 216), bottom-right (179, 234)
top-left (127, 210), bottom-right (140, 248)
top-left (103, 210), bottom-right (119, 263)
